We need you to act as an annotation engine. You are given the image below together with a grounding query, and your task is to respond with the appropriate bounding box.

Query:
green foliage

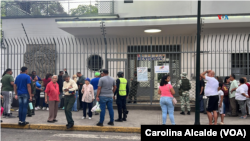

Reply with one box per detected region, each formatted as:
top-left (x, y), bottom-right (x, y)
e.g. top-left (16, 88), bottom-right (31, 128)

top-left (70, 5), bottom-right (98, 16)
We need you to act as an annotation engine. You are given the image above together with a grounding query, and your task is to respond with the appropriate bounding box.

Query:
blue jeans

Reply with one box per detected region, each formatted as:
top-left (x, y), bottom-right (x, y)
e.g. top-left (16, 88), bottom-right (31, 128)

top-left (93, 90), bottom-right (97, 106)
top-left (72, 91), bottom-right (78, 111)
top-left (99, 96), bottom-right (114, 123)
top-left (200, 95), bottom-right (204, 112)
top-left (160, 97), bottom-right (175, 125)
top-left (18, 94), bottom-right (29, 122)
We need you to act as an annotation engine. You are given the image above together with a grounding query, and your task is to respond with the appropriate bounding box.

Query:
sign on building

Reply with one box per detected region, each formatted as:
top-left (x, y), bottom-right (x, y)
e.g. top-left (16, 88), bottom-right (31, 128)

top-left (154, 65), bottom-right (169, 73)
top-left (137, 67), bottom-right (148, 82)
top-left (137, 54), bottom-right (166, 61)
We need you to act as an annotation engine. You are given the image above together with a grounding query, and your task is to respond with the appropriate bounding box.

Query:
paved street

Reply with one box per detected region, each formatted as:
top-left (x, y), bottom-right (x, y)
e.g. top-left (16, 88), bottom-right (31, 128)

top-left (1, 128), bottom-right (141, 141)
top-left (1, 109), bottom-right (249, 125)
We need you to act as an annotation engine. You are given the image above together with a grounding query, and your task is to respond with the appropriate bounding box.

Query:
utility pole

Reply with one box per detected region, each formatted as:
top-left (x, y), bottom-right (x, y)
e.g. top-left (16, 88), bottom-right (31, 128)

top-left (100, 21), bottom-right (108, 69)
top-left (194, 0), bottom-right (201, 125)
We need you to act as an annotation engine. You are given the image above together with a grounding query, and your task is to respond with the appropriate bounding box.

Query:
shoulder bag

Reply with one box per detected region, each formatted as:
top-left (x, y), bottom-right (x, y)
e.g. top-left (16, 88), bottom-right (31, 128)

top-left (168, 84), bottom-right (177, 106)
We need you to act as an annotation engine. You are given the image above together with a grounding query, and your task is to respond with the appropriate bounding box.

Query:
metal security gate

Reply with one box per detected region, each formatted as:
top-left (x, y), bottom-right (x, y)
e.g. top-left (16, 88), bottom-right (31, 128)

top-left (1, 34), bottom-right (249, 105)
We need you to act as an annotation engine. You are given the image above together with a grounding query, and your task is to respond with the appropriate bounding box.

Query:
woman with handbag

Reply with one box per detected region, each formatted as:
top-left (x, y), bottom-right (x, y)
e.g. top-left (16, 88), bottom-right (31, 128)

top-left (81, 78), bottom-right (95, 119)
top-left (158, 75), bottom-right (176, 125)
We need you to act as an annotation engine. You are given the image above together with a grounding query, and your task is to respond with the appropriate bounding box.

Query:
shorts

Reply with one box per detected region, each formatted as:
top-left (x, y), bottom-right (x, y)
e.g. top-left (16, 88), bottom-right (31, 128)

top-left (218, 102), bottom-right (224, 114)
top-left (206, 95), bottom-right (219, 112)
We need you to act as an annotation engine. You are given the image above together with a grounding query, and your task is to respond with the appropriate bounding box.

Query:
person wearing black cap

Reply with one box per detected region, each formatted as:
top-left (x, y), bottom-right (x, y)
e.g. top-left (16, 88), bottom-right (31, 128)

top-left (96, 69), bottom-right (116, 126)
top-left (114, 71), bottom-right (129, 122)
top-left (128, 71), bottom-right (139, 103)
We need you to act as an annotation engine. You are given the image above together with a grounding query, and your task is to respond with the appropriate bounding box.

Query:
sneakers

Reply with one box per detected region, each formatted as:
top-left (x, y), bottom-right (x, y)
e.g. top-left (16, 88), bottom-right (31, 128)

top-left (122, 118), bottom-right (126, 121)
top-left (82, 117), bottom-right (86, 119)
top-left (62, 107), bottom-right (65, 110)
top-left (35, 107), bottom-right (38, 110)
top-left (37, 106), bottom-right (41, 110)
top-left (218, 122), bottom-right (224, 125)
top-left (16, 109), bottom-right (19, 112)
top-left (89, 117), bottom-right (92, 119)
top-left (180, 111), bottom-right (185, 115)
top-left (240, 116), bottom-right (247, 119)
top-left (46, 108), bottom-right (49, 111)
top-left (42, 107), bottom-right (46, 110)
top-left (108, 122), bottom-right (114, 126)
top-left (96, 122), bottom-right (103, 126)
top-left (187, 111), bottom-right (191, 115)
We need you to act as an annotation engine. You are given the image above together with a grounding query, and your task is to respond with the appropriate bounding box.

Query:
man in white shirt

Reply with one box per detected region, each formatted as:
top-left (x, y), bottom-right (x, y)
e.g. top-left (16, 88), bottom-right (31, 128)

top-left (63, 75), bottom-right (78, 129)
top-left (200, 70), bottom-right (219, 125)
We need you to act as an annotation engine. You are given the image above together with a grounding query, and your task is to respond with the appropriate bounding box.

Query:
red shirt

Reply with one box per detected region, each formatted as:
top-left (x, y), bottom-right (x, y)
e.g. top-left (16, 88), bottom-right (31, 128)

top-left (42, 78), bottom-right (51, 87)
top-left (45, 81), bottom-right (60, 101)
top-left (246, 83), bottom-right (250, 97)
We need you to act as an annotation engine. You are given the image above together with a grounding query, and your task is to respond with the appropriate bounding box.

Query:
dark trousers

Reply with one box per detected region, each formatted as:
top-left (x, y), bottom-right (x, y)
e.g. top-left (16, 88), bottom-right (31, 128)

top-left (199, 95), bottom-right (204, 112)
top-left (35, 90), bottom-right (40, 107)
top-left (223, 96), bottom-right (230, 114)
top-left (64, 95), bottom-right (75, 125)
top-left (79, 92), bottom-right (83, 109)
top-left (28, 97), bottom-right (36, 115)
top-left (116, 96), bottom-right (127, 119)
top-left (82, 102), bottom-right (93, 117)
top-left (230, 97), bottom-right (237, 116)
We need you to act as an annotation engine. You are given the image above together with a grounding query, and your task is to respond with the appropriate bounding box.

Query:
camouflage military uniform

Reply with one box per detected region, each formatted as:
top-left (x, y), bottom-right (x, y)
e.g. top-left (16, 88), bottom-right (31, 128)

top-left (128, 76), bottom-right (139, 103)
top-left (177, 78), bottom-right (191, 112)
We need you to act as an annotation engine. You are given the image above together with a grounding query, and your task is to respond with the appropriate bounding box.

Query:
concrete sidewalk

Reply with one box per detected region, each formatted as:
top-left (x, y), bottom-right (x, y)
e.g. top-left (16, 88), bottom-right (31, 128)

top-left (1, 108), bottom-right (250, 133)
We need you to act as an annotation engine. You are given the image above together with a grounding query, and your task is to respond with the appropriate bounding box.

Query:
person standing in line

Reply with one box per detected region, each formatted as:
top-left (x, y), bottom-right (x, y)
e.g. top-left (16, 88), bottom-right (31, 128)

top-left (199, 76), bottom-right (205, 114)
top-left (27, 75), bottom-right (37, 117)
top-left (96, 69), bottom-right (116, 126)
top-left (216, 76), bottom-right (224, 84)
top-left (32, 71), bottom-right (42, 81)
top-left (81, 78), bottom-right (94, 119)
top-left (177, 72), bottom-right (191, 115)
top-left (45, 75), bottom-right (60, 123)
top-left (200, 70), bottom-right (219, 125)
top-left (223, 76), bottom-right (231, 116)
top-left (63, 74), bottom-right (78, 129)
top-left (158, 75), bottom-right (175, 125)
top-left (77, 72), bottom-right (86, 110)
top-left (242, 77), bottom-right (250, 115)
top-left (57, 69), bottom-right (68, 110)
top-left (128, 71), bottom-right (139, 104)
top-left (217, 83), bottom-right (225, 125)
top-left (90, 72), bottom-right (101, 115)
top-left (114, 72), bottom-right (129, 122)
top-left (35, 79), bottom-right (43, 110)
top-left (72, 75), bottom-right (78, 112)
top-left (229, 74), bottom-right (238, 117)
top-left (235, 78), bottom-right (249, 119)
top-left (42, 74), bottom-right (52, 110)
top-left (14, 67), bottom-right (32, 126)
top-left (1, 68), bottom-right (15, 118)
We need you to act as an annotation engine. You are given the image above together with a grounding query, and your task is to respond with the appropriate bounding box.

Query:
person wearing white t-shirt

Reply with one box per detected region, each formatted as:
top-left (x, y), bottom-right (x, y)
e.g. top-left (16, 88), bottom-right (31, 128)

top-left (200, 70), bottom-right (219, 125)
top-left (235, 78), bottom-right (249, 119)
top-left (217, 83), bottom-right (224, 125)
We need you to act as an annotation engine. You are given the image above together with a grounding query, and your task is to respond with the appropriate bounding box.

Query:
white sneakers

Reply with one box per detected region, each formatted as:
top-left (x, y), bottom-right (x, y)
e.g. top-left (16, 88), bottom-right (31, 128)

top-left (46, 108), bottom-right (49, 111)
top-left (42, 107), bottom-right (46, 110)
top-left (82, 117), bottom-right (92, 119)
top-left (35, 107), bottom-right (41, 110)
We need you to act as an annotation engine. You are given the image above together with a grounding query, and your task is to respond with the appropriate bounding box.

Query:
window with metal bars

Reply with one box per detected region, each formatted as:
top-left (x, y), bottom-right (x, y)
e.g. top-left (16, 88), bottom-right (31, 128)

top-left (231, 53), bottom-right (250, 75)
top-left (87, 55), bottom-right (103, 71)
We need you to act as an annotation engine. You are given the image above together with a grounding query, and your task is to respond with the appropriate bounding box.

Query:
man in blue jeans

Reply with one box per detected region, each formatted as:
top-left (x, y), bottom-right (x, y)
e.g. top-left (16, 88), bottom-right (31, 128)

top-left (96, 69), bottom-right (116, 126)
top-left (90, 72), bottom-right (101, 115)
top-left (14, 66), bottom-right (32, 126)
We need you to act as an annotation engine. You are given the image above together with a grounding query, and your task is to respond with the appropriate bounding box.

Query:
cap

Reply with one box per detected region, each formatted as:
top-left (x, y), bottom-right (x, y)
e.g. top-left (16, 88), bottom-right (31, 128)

top-left (85, 78), bottom-right (90, 82)
top-left (95, 72), bottom-right (100, 76)
top-left (100, 69), bottom-right (108, 74)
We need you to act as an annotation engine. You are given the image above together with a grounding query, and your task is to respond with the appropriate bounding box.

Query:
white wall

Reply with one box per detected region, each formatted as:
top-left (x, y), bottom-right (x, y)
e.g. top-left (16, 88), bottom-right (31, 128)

top-left (115, 1), bottom-right (250, 18)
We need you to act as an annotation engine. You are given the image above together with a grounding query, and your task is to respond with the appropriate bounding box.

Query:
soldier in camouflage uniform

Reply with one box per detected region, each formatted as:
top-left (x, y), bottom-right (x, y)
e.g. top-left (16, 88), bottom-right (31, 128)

top-left (177, 72), bottom-right (191, 115)
top-left (128, 71), bottom-right (139, 103)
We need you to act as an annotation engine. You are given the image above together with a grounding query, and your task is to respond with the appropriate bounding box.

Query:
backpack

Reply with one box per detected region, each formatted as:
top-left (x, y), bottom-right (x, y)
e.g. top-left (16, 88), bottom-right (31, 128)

top-left (222, 84), bottom-right (229, 96)
top-left (180, 79), bottom-right (191, 91)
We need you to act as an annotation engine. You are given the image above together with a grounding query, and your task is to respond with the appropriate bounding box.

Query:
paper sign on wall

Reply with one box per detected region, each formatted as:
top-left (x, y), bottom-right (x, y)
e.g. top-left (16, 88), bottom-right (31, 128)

top-left (137, 67), bottom-right (148, 82)
top-left (154, 66), bottom-right (169, 73)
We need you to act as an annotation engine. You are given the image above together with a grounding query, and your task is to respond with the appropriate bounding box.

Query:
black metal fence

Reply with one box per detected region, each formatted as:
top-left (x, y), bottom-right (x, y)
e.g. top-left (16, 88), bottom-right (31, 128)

top-left (1, 34), bottom-right (250, 104)
top-left (1, 1), bottom-right (115, 18)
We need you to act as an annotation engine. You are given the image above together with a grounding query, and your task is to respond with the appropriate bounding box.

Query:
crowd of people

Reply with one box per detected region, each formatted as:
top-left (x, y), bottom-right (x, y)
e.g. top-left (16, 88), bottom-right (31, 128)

top-left (0, 67), bottom-right (135, 128)
top-left (1, 67), bottom-right (250, 126)
top-left (158, 70), bottom-right (250, 125)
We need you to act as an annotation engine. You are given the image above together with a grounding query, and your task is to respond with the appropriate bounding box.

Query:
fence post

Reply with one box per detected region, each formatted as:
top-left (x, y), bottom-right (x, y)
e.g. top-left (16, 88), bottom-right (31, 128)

top-left (247, 34), bottom-right (250, 82)
top-left (194, 0), bottom-right (201, 125)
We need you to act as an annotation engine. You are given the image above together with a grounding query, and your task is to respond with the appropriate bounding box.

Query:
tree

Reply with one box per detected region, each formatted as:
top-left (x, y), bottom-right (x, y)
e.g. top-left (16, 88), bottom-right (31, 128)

top-left (70, 5), bottom-right (98, 16)
top-left (29, 1), bottom-right (67, 16)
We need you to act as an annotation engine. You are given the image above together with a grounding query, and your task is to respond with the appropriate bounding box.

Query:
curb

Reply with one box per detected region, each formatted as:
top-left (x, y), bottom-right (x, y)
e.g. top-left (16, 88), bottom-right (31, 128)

top-left (1, 123), bottom-right (141, 133)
